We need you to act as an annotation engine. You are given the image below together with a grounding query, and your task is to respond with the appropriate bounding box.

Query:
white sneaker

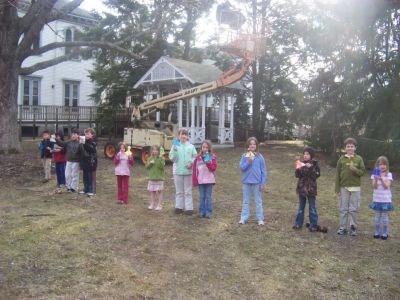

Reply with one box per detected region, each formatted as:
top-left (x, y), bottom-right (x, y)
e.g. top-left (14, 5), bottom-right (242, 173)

top-left (148, 205), bottom-right (154, 210)
top-left (258, 220), bottom-right (265, 226)
top-left (79, 191), bottom-right (86, 195)
top-left (238, 219), bottom-right (246, 225)
top-left (87, 193), bottom-right (94, 196)
top-left (155, 205), bottom-right (162, 211)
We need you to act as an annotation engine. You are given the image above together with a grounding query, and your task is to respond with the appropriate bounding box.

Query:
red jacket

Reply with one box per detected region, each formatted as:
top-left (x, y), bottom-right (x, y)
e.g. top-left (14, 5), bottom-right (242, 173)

top-left (192, 153), bottom-right (217, 187)
top-left (53, 144), bottom-right (66, 163)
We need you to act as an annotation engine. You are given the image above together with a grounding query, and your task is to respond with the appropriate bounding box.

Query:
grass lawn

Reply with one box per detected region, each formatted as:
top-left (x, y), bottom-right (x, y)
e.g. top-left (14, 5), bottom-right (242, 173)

top-left (0, 139), bottom-right (399, 299)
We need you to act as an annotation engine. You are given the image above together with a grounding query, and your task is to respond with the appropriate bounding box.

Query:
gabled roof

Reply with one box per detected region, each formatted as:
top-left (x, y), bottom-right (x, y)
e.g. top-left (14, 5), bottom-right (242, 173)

top-left (134, 56), bottom-right (244, 90)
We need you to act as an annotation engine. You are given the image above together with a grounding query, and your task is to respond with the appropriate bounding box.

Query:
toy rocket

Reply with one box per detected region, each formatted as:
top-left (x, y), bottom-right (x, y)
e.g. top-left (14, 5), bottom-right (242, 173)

top-left (125, 146), bottom-right (132, 156)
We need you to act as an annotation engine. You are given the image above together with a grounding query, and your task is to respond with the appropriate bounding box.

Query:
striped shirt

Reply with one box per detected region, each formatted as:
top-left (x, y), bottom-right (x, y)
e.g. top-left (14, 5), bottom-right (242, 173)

top-left (371, 172), bottom-right (393, 203)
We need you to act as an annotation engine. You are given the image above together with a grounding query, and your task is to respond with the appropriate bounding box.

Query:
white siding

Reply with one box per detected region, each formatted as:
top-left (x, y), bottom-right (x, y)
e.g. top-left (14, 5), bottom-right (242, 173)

top-left (18, 18), bottom-right (96, 107)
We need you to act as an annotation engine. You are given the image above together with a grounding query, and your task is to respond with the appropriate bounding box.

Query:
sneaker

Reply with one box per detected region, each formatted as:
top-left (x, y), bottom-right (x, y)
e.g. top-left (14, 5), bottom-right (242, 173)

top-left (373, 234), bottom-right (380, 239)
top-left (148, 205), bottom-right (154, 210)
top-left (238, 219), bottom-right (246, 225)
top-left (337, 227), bottom-right (347, 235)
top-left (79, 191), bottom-right (86, 195)
top-left (350, 225), bottom-right (357, 236)
top-left (69, 189), bottom-right (76, 193)
top-left (175, 208), bottom-right (183, 214)
top-left (292, 224), bottom-right (302, 230)
top-left (184, 210), bottom-right (193, 215)
top-left (86, 193), bottom-right (94, 197)
top-left (155, 205), bottom-right (162, 211)
top-left (381, 234), bottom-right (389, 240)
top-left (309, 226), bottom-right (318, 232)
top-left (42, 179), bottom-right (49, 183)
top-left (258, 220), bottom-right (265, 226)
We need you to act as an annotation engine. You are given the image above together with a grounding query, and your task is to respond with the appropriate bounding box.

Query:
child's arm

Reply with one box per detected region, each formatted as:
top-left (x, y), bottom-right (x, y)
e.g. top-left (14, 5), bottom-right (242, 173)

top-left (192, 158), bottom-right (199, 187)
top-left (314, 163), bottom-right (321, 178)
top-left (128, 155), bottom-right (134, 166)
top-left (372, 178), bottom-right (378, 189)
top-left (240, 154), bottom-right (252, 172)
top-left (260, 155), bottom-right (267, 189)
top-left (113, 154), bottom-right (121, 166)
top-left (189, 144), bottom-right (197, 163)
top-left (168, 148), bottom-right (178, 162)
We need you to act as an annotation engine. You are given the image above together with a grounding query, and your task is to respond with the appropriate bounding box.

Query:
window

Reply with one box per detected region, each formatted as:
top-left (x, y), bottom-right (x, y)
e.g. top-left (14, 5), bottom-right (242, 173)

top-left (64, 81), bottom-right (79, 107)
top-left (65, 28), bottom-right (73, 55)
top-left (21, 77), bottom-right (40, 106)
top-left (32, 32), bottom-right (40, 51)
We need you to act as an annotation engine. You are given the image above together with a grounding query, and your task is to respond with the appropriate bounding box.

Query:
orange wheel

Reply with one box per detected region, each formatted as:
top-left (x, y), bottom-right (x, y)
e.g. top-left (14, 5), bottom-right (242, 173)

top-left (104, 142), bottom-right (117, 159)
top-left (141, 149), bottom-right (150, 164)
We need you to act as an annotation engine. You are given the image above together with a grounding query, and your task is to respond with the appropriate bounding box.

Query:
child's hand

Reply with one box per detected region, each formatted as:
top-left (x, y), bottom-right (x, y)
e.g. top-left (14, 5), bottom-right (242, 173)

top-left (247, 157), bottom-right (253, 164)
top-left (173, 146), bottom-right (178, 151)
top-left (185, 162), bottom-right (192, 169)
top-left (305, 163), bottom-right (312, 168)
top-left (46, 146), bottom-right (52, 151)
top-left (150, 159), bottom-right (155, 164)
top-left (350, 166), bottom-right (358, 173)
top-left (259, 185), bottom-right (265, 192)
top-left (336, 192), bottom-right (341, 197)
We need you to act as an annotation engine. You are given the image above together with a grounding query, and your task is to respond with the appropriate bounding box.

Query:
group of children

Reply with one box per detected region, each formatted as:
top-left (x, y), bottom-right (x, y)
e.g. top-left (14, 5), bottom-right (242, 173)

top-left (293, 137), bottom-right (394, 240)
top-left (40, 129), bottom-right (394, 239)
top-left (39, 127), bottom-right (98, 196)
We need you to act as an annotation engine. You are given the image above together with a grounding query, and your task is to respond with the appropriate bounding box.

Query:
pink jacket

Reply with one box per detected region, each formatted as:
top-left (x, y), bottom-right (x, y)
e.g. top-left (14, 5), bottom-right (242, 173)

top-left (192, 153), bottom-right (217, 186)
top-left (114, 152), bottom-right (134, 176)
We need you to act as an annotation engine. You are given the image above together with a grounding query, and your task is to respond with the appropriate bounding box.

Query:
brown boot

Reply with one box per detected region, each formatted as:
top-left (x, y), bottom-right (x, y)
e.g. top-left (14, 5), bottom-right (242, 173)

top-left (175, 208), bottom-right (183, 214)
top-left (184, 210), bottom-right (193, 215)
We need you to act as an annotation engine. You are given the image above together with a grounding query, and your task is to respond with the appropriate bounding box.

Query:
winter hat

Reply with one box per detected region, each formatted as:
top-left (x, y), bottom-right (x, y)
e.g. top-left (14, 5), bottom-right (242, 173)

top-left (56, 130), bottom-right (65, 139)
top-left (303, 147), bottom-right (315, 159)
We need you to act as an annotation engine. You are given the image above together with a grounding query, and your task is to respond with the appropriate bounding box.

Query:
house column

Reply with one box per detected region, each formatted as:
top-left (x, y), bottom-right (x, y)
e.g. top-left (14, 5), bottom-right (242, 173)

top-left (190, 97), bottom-right (196, 143)
top-left (218, 94), bottom-right (226, 144)
top-left (178, 100), bottom-right (183, 129)
top-left (186, 99), bottom-right (190, 127)
top-left (201, 94), bottom-right (206, 140)
top-left (229, 94), bottom-right (235, 143)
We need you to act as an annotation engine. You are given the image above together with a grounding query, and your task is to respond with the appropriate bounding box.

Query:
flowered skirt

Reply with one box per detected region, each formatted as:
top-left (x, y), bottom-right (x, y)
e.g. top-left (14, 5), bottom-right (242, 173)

top-left (369, 202), bottom-right (394, 212)
top-left (147, 180), bottom-right (164, 192)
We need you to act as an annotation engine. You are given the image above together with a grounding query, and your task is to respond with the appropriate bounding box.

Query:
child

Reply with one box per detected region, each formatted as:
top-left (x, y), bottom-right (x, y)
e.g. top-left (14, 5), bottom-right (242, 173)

top-left (60, 128), bottom-right (81, 193)
top-left (369, 156), bottom-right (394, 240)
top-left (239, 137), bottom-right (267, 225)
top-left (335, 137), bottom-right (366, 236)
top-left (53, 131), bottom-right (66, 188)
top-left (293, 147), bottom-right (320, 231)
top-left (114, 142), bottom-right (134, 204)
top-left (39, 130), bottom-right (54, 183)
top-left (168, 129), bottom-right (197, 215)
top-left (192, 140), bottom-right (217, 218)
top-left (79, 128), bottom-right (97, 196)
top-left (145, 145), bottom-right (165, 210)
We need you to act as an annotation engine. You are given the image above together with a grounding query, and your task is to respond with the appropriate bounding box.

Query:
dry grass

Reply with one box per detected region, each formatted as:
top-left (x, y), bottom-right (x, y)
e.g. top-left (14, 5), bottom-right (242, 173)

top-left (0, 139), bottom-right (399, 299)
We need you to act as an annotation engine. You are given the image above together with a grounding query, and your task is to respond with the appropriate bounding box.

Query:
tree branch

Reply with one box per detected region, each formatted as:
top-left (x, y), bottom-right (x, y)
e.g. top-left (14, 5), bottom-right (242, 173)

top-left (23, 41), bottom-right (142, 61)
top-left (47, 0), bottom-right (85, 23)
top-left (19, 0), bottom-right (57, 34)
top-left (18, 47), bottom-right (93, 75)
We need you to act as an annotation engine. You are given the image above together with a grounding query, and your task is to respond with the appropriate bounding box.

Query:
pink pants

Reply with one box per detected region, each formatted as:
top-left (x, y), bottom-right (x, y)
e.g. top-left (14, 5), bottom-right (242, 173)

top-left (116, 175), bottom-right (130, 203)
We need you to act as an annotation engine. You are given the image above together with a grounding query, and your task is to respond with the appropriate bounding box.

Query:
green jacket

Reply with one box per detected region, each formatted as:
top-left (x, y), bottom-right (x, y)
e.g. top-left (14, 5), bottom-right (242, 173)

top-left (145, 156), bottom-right (165, 181)
top-left (168, 142), bottom-right (197, 175)
top-left (335, 154), bottom-right (366, 193)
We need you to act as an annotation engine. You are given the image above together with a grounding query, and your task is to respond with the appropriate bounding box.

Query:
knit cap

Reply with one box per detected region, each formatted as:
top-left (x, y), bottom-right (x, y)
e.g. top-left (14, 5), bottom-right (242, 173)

top-left (303, 147), bottom-right (315, 159)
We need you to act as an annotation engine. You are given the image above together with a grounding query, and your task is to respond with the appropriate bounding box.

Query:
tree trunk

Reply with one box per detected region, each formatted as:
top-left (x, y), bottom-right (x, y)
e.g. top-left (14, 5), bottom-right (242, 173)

top-left (0, 2), bottom-right (21, 153)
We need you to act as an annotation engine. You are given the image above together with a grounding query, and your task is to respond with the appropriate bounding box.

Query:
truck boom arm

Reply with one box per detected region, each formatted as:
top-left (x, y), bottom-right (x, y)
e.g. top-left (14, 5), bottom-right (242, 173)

top-left (132, 58), bottom-right (252, 121)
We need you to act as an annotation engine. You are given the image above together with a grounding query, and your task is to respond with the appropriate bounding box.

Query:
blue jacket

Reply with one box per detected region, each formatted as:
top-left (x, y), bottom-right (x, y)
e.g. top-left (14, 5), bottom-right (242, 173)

top-left (239, 153), bottom-right (267, 186)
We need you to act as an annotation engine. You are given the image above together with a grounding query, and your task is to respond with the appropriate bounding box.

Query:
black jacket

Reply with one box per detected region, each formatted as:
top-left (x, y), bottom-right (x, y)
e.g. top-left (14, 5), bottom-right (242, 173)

top-left (39, 139), bottom-right (54, 159)
top-left (79, 139), bottom-right (97, 171)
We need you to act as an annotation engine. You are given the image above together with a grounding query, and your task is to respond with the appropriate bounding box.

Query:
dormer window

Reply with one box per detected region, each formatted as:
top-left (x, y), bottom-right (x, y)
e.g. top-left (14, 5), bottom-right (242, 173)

top-left (65, 28), bottom-right (73, 55)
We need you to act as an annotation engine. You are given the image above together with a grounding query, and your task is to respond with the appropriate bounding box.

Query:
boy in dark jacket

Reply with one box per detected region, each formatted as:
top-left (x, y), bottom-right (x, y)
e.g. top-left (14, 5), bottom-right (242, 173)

top-left (293, 147), bottom-right (321, 231)
top-left (79, 128), bottom-right (97, 196)
top-left (39, 130), bottom-right (54, 183)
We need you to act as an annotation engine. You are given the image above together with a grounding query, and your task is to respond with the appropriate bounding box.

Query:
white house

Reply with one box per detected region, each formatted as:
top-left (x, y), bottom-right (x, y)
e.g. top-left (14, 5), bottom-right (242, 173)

top-left (17, 1), bottom-right (98, 135)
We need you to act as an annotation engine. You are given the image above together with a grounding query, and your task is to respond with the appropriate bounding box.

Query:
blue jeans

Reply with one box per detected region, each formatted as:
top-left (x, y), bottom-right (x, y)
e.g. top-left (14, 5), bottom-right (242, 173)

top-left (55, 162), bottom-right (66, 186)
top-left (295, 195), bottom-right (318, 227)
top-left (241, 184), bottom-right (264, 221)
top-left (198, 184), bottom-right (213, 217)
top-left (83, 170), bottom-right (93, 193)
